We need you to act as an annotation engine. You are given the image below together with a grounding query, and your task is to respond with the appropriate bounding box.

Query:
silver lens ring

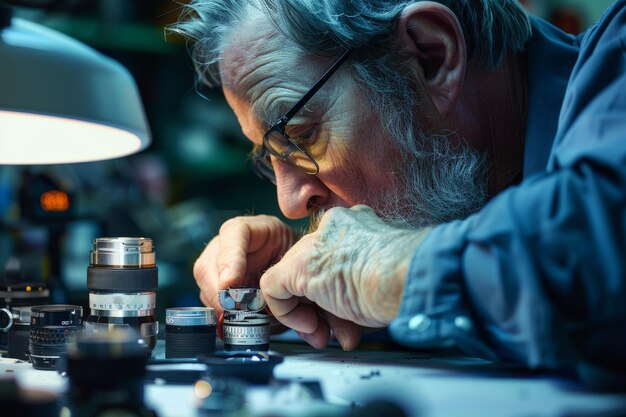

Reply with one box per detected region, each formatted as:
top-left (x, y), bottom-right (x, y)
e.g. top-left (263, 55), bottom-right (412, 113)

top-left (90, 237), bottom-right (155, 267)
top-left (89, 293), bottom-right (155, 317)
top-left (166, 307), bottom-right (215, 326)
top-left (223, 313), bottom-right (270, 349)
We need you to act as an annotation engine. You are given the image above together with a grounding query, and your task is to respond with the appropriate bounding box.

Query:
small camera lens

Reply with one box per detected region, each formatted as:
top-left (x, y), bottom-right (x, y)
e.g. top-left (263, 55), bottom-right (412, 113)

top-left (165, 307), bottom-right (216, 358)
top-left (85, 237), bottom-right (158, 354)
top-left (218, 288), bottom-right (270, 352)
top-left (29, 304), bottom-right (83, 370)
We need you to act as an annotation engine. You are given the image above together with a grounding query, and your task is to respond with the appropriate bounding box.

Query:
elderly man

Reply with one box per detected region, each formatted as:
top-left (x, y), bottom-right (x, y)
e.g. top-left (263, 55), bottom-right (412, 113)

top-left (174, 0), bottom-right (626, 377)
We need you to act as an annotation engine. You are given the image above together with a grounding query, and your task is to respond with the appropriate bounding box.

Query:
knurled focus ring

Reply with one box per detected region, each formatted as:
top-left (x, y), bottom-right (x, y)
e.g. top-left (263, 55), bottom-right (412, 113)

top-left (87, 267), bottom-right (158, 292)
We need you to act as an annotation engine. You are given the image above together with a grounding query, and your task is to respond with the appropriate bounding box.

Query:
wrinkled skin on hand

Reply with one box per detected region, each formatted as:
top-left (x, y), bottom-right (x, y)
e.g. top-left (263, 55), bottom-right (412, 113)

top-left (261, 205), bottom-right (431, 350)
top-left (193, 206), bottom-right (430, 351)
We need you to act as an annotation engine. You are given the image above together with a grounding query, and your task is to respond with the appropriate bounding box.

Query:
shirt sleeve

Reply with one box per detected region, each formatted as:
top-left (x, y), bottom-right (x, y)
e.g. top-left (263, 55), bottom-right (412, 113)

top-left (389, 1), bottom-right (626, 371)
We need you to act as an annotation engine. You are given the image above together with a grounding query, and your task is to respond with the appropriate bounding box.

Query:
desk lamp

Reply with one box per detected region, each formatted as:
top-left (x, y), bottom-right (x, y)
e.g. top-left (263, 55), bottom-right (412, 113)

top-left (0, 6), bottom-right (151, 164)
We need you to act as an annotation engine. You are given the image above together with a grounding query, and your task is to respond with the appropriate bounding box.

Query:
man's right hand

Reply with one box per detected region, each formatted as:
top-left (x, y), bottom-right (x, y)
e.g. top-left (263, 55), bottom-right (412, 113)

top-left (193, 215), bottom-right (297, 320)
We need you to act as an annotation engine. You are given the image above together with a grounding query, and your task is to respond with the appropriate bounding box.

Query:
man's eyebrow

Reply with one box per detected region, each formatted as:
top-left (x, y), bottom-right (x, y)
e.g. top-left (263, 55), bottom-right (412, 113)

top-left (254, 98), bottom-right (322, 130)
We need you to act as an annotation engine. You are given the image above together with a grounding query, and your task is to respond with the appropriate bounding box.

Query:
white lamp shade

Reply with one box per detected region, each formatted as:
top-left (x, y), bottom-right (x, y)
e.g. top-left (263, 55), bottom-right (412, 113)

top-left (0, 17), bottom-right (151, 164)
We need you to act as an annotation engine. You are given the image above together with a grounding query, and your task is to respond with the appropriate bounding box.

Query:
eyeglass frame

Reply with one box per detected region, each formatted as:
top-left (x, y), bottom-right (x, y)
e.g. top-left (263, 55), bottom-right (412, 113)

top-left (252, 48), bottom-right (354, 185)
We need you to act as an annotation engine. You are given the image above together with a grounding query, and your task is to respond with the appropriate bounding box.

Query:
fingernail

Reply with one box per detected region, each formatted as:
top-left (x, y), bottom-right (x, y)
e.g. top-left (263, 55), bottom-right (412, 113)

top-left (219, 267), bottom-right (230, 283)
top-left (334, 328), bottom-right (348, 351)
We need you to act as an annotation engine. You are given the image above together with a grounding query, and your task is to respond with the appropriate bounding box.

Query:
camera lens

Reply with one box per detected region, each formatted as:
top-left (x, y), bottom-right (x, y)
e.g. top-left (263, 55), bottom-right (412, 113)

top-left (8, 306), bottom-right (32, 361)
top-left (85, 237), bottom-right (158, 354)
top-left (165, 307), bottom-right (216, 358)
top-left (29, 304), bottom-right (83, 370)
top-left (218, 288), bottom-right (270, 352)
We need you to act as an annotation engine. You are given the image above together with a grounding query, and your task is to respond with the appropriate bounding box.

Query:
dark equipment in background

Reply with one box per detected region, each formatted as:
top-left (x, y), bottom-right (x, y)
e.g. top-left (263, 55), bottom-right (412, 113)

top-left (0, 258), bottom-right (50, 354)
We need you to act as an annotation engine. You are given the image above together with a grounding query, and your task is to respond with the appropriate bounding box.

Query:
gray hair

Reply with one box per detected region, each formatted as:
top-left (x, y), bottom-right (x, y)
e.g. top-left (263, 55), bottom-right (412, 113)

top-left (171, 0), bottom-right (531, 87)
top-left (172, 0), bottom-right (528, 224)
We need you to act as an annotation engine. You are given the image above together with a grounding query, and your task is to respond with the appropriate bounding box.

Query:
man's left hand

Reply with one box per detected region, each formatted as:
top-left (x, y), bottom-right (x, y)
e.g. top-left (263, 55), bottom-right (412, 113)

top-left (260, 205), bottom-right (431, 351)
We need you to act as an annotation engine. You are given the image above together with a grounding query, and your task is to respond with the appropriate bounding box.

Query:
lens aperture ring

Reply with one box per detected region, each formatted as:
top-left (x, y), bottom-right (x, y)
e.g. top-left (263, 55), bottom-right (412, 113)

top-left (89, 293), bottom-right (155, 317)
top-left (223, 313), bottom-right (270, 350)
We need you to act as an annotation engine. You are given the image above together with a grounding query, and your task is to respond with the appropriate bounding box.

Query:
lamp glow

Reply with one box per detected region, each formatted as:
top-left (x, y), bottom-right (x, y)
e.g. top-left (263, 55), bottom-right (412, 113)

top-left (0, 15), bottom-right (151, 164)
top-left (0, 111), bottom-right (143, 164)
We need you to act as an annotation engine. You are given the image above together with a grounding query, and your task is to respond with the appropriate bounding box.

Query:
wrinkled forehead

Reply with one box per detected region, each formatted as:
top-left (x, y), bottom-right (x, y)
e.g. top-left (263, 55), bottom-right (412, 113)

top-left (220, 12), bottom-right (322, 125)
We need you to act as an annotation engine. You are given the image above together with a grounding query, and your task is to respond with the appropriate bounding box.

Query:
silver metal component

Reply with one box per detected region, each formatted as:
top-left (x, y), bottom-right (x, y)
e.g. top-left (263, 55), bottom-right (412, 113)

top-left (13, 306), bottom-right (32, 323)
top-left (218, 288), bottom-right (266, 312)
top-left (223, 313), bottom-right (271, 346)
top-left (90, 237), bottom-right (155, 267)
top-left (166, 307), bottom-right (215, 326)
top-left (89, 292), bottom-right (155, 317)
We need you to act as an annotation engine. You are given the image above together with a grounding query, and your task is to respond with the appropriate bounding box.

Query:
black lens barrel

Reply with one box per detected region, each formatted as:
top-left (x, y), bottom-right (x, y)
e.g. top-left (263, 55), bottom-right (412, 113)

top-left (165, 307), bottom-right (216, 358)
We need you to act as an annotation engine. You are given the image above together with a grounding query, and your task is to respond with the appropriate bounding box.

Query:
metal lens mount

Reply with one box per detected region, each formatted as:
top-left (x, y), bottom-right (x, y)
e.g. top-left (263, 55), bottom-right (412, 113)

top-left (29, 304), bottom-right (83, 370)
top-left (86, 237), bottom-right (158, 354)
top-left (165, 307), bottom-right (217, 358)
top-left (218, 288), bottom-right (270, 351)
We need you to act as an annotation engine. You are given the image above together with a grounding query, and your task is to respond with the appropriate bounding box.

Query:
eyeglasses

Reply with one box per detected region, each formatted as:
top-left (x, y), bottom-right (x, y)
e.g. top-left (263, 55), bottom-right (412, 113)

top-left (252, 48), bottom-right (354, 185)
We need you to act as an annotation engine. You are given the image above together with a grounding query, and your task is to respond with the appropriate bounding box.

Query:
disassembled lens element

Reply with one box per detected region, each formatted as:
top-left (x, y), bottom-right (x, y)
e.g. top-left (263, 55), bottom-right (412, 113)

top-left (165, 307), bottom-right (216, 358)
top-left (218, 288), bottom-right (270, 351)
top-left (29, 304), bottom-right (83, 370)
top-left (85, 237), bottom-right (158, 354)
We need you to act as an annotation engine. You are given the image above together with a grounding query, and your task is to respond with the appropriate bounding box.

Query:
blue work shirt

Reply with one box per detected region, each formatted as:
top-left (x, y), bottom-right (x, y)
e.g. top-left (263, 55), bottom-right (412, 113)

top-left (390, 0), bottom-right (626, 374)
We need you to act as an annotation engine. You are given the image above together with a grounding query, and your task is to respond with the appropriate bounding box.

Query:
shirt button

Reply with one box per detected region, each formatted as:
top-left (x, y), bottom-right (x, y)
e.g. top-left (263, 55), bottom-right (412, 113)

top-left (408, 314), bottom-right (431, 332)
top-left (454, 315), bottom-right (472, 331)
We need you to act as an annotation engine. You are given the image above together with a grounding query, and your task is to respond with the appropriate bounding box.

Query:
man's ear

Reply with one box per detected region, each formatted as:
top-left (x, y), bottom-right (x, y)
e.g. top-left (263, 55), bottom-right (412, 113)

top-left (395, 1), bottom-right (466, 117)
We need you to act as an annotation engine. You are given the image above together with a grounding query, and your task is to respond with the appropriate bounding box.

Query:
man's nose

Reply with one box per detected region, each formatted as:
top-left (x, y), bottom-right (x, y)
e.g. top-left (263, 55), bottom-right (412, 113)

top-left (274, 160), bottom-right (328, 219)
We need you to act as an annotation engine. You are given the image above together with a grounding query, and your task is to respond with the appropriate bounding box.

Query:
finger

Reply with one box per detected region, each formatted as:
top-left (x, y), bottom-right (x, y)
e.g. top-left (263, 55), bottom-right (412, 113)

top-left (217, 216), bottom-right (294, 290)
top-left (320, 311), bottom-right (362, 351)
top-left (216, 219), bottom-right (252, 289)
top-left (296, 313), bottom-right (330, 349)
top-left (263, 293), bottom-right (319, 334)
